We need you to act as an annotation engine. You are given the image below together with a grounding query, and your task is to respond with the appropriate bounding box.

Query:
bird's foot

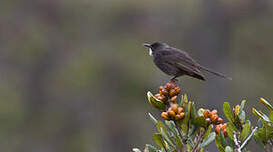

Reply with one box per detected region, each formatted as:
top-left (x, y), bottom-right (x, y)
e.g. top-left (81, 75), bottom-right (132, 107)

top-left (170, 78), bottom-right (178, 83)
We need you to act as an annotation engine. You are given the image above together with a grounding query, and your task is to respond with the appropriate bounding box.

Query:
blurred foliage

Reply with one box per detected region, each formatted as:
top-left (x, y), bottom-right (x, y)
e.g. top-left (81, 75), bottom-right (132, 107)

top-left (136, 82), bottom-right (272, 152)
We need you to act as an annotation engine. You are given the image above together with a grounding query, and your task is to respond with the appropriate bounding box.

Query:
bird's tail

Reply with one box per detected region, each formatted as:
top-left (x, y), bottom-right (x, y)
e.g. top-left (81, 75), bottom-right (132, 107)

top-left (199, 66), bottom-right (232, 80)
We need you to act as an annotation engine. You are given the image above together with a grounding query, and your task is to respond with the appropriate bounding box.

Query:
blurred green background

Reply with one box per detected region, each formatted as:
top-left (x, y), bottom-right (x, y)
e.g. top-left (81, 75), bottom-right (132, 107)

top-left (0, 0), bottom-right (273, 151)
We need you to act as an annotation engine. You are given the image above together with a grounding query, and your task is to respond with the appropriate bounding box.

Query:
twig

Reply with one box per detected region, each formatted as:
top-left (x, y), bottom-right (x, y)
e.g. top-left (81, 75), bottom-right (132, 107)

top-left (240, 127), bottom-right (258, 150)
top-left (233, 131), bottom-right (241, 152)
top-left (174, 121), bottom-right (185, 143)
top-left (161, 140), bottom-right (168, 152)
top-left (191, 130), bottom-right (205, 152)
top-left (186, 119), bottom-right (190, 138)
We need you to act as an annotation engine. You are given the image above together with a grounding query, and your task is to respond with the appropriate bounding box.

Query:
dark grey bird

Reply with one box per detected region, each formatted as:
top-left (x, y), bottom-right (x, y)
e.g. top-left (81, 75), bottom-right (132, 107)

top-left (143, 42), bottom-right (231, 81)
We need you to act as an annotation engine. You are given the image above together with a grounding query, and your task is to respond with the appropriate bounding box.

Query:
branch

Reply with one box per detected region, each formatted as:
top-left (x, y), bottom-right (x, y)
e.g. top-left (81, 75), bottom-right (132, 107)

top-left (233, 131), bottom-right (241, 152)
top-left (174, 121), bottom-right (185, 143)
top-left (240, 127), bottom-right (258, 150)
top-left (191, 130), bottom-right (205, 152)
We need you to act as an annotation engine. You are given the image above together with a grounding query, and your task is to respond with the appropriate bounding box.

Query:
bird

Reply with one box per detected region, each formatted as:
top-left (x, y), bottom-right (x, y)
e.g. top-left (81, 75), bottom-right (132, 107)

top-left (143, 42), bottom-right (231, 81)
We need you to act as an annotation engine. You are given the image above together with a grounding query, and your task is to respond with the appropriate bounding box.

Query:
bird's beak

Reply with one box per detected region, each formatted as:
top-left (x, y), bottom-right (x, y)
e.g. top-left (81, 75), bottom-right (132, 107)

top-left (143, 43), bottom-right (151, 48)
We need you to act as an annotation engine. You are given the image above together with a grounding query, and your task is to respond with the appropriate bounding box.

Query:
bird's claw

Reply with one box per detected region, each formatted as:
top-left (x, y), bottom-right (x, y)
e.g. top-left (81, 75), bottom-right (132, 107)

top-left (171, 78), bottom-right (178, 83)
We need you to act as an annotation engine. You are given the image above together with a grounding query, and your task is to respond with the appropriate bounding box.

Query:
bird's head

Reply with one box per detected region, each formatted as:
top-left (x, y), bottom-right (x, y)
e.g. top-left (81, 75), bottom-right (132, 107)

top-left (143, 42), bottom-right (168, 56)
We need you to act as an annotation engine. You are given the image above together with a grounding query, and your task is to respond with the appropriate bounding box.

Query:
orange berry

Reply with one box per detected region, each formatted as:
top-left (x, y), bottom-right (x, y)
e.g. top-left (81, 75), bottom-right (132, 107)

top-left (161, 112), bottom-right (169, 120)
top-left (174, 87), bottom-right (181, 94)
top-left (215, 124), bottom-right (222, 134)
top-left (217, 118), bottom-right (223, 124)
top-left (170, 81), bottom-right (176, 87)
top-left (160, 89), bottom-right (168, 96)
top-left (171, 96), bottom-right (177, 103)
top-left (163, 95), bottom-right (168, 102)
top-left (171, 104), bottom-right (178, 113)
top-left (167, 110), bottom-right (176, 118)
top-left (159, 86), bottom-right (164, 91)
top-left (203, 109), bottom-right (210, 118)
top-left (169, 89), bottom-right (177, 97)
top-left (222, 123), bottom-right (227, 129)
top-left (223, 128), bottom-right (228, 137)
top-left (211, 109), bottom-right (218, 115)
top-left (178, 107), bottom-right (183, 114)
top-left (165, 83), bottom-right (173, 90)
top-left (175, 114), bottom-right (181, 120)
top-left (210, 114), bottom-right (219, 124)
top-left (179, 112), bottom-right (185, 119)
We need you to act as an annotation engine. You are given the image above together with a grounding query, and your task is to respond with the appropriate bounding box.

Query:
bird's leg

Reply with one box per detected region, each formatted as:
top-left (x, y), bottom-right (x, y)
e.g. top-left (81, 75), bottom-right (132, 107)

top-left (171, 76), bottom-right (178, 82)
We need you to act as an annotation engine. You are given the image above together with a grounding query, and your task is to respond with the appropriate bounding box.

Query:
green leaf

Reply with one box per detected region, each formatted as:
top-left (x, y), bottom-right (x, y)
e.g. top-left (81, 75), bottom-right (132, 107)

top-left (186, 101), bottom-right (192, 123)
top-left (165, 120), bottom-right (179, 136)
top-left (175, 135), bottom-right (183, 149)
top-left (153, 133), bottom-right (165, 149)
top-left (188, 124), bottom-right (196, 137)
top-left (233, 114), bottom-right (243, 131)
top-left (187, 138), bottom-right (194, 148)
top-left (239, 100), bottom-right (246, 115)
top-left (215, 134), bottom-right (225, 152)
top-left (259, 98), bottom-right (273, 111)
top-left (224, 146), bottom-right (233, 152)
top-left (181, 115), bottom-right (188, 133)
top-left (161, 128), bottom-right (175, 149)
top-left (147, 91), bottom-right (166, 110)
top-left (223, 102), bottom-right (234, 123)
top-left (253, 125), bottom-right (273, 143)
top-left (180, 102), bottom-right (192, 134)
top-left (226, 123), bottom-right (236, 140)
top-left (270, 111), bottom-right (273, 122)
top-left (241, 127), bottom-right (258, 150)
top-left (193, 116), bottom-right (206, 128)
top-left (203, 124), bottom-right (213, 139)
top-left (225, 137), bottom-right (236, 149)
top-left (156, 121), bottom-right (167, 135)
top-left (201, 132), bottom-right (216, 148)
top-left (183, 94), bottom-right (188, 103)
top-left (149, 113), bottom-right (158, 125)
top-left (219, 130), bottom-right (227, 147)
top-left (132, 148), bottom-right (142, 152)
top-left (179, 95), bottom-right (184, 107)
top-left (252, 108), bottom-right (271, 123)
top-left (240, 120), bottom-right (251, 141)
top-left (264, 124), bottom-right (273, 140)
top-left (190, 102), bottom-right (197, 119)
top-left (257, 119), bottom-right (263, 128)
top-left (145, 144), bottom-right (158, 152)
top-left (238, 111), bottom-right (245, 124)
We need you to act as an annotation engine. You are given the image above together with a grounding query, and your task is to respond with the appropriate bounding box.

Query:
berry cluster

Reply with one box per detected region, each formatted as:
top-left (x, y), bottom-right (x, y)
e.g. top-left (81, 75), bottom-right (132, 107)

top-left (203, 109), bottom-right (223, 125)
top-left (161, 104), bottom-right (185, 120)
top-left (215, 123), bottom-right (228, 137)
top-left (154, 81), bottom-right (181, 104)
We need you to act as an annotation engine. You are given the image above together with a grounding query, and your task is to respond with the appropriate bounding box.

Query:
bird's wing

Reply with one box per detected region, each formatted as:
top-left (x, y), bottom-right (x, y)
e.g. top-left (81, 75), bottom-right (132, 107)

top-left (158, 47), bottom-right (205, 80)
top-left (159, 47), bottom-right (200, 70)
top-left (171, 47), bottom-right (199, 66)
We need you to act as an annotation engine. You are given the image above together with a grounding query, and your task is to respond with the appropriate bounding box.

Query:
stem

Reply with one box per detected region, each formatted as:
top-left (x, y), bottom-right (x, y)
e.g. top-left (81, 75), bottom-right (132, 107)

top-left (191, 130), bottom-right (206, 152)
top-left (270, 139), bottom-right (273, 145)
top-left (186, 120), bottom-right (190, 138)
top-left (175, 121), bottom-right (185, 143)
top-left (162, 140), bottom-right (168, 152)
top-left (240, 127), bottom-right (257, 150)
top-left (233, 132), bottom-right (241, 152)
